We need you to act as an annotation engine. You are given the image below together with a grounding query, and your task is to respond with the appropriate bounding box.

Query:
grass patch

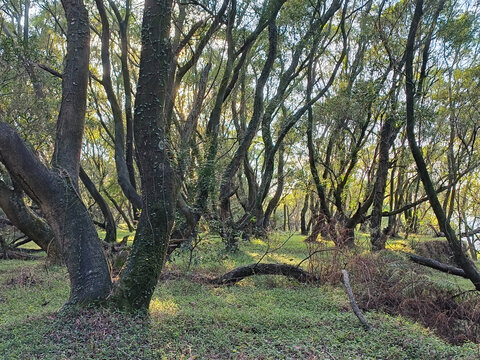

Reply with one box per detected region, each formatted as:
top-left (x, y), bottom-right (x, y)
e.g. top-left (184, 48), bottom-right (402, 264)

top-left (1, 233), bottom-right (479, 359)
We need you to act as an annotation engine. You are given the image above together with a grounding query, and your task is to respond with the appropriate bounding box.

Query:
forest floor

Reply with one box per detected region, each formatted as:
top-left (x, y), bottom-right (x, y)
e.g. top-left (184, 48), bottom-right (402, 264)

top-left (0, 232), bottom-right (479, 359)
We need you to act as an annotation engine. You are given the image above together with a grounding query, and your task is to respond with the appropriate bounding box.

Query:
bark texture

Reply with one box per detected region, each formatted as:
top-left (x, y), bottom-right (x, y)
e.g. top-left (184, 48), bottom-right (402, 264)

top-left (0, 125), bottom-right (112, 304)
top-left (0, 0), bottom-right (112, 304)
top-left (0, 179), bottom-right (58, 260)
top-left (114, 0), bottom-right (178, 311)
top-left (370, 116), bottom-right (398, 251)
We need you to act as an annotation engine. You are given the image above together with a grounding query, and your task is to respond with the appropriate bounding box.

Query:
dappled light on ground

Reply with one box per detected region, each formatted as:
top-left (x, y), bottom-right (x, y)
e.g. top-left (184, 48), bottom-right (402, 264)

top-left (149, 298), bottom-right (179, 318)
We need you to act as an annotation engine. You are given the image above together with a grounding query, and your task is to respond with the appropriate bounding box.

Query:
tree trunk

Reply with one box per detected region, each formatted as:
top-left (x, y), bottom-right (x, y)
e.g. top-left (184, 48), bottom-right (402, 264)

top-left (219, 20), bottom-right (279, 222)
top-left (262, 144), bottom-right (285, 229)
top-left (210, 263), bottom-right (318, 285)
top-left (94, 0), bottom-right (142, 211)
top-left (0, 126), bottom-right (112, 304)
top-left (409, 254), bottom-right (468, 278)
top-left (0, 178), bottom-right (59, 260)
top-left (0, 0), bottom-right (112, 304)
top-left (370, 115), bottom-right (398, 251)
top-left (117, 1), bottom-right (139, 220)
top-left (103, 189), bottom-right (134, 232)
top-left (114, 0), bottom-right (178, 311)
top-left (386, 157), bottom-right (400, 237)
top-left (79, 167), bottom-right (117, 243)
top-left (404, 0), bottom-right (480, 290)
top-left (300, 193), bottom-right (309, 235)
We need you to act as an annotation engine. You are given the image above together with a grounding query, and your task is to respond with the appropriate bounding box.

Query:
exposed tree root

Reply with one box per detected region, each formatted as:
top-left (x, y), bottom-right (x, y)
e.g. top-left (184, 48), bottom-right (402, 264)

top-left (209, 263), bottom-right (319, 285)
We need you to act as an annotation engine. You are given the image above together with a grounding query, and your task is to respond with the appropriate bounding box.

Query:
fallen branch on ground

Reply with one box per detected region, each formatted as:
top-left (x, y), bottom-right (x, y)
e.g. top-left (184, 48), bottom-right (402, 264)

top-left (209, 263), bottom-right (319, 285)
top-left (409, 254), bottom-right (468, 278)
top-left (341, 269), bottom-right (371, 330)
top-left (0, 248), bottom-right (42, 260)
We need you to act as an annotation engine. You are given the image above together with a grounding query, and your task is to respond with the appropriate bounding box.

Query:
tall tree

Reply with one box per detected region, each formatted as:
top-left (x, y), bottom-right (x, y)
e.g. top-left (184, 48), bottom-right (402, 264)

top-left (0, 0), bottom-right (112, 304)
top-left (404, 0), bottom-right (480, 290)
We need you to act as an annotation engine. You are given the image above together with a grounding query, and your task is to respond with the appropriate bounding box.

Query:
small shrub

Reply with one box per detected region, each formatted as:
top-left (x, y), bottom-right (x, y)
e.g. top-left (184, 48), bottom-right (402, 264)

top-left (348, 251), bottom-right (480, 344)
top-left (413, 240), bottom-right (456, 265)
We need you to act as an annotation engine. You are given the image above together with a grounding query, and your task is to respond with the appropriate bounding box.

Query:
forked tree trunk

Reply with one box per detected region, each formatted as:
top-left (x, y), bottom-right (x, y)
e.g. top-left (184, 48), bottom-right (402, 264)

top-left (0, 0), bottom-right (112, 304)
top-left (94, 0), bottom-right (142, 211)
top-left (219, 19), bottom-right (279, 227)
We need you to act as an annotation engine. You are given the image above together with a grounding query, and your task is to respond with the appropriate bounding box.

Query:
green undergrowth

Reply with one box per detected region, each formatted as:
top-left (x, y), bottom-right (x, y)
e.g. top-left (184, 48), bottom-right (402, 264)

top-left (1, 233), bottom-right (479, 359)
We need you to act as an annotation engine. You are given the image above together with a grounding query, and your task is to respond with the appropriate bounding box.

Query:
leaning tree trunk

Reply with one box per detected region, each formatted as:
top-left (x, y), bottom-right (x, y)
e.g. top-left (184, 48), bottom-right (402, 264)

top-left (404, 0), bottom-right (480, 290)
top-left (79, 166), bottom-right (117, 243)
top-left (0, 0), bottom-right (112, 304)
top-left (0, 178), bottom-right (59, 261)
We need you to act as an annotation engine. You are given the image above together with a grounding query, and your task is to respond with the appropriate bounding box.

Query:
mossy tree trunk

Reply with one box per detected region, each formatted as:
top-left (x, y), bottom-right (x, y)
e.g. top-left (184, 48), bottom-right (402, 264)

top-left (113, 0), bottom-right (179, 311)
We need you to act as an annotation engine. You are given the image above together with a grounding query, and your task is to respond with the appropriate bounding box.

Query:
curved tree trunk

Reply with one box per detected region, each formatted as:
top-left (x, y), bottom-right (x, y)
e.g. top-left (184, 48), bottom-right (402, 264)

top-left (0, 178), bottom-right (59, 260)
top-left (210, 263), bottom-right (318, 285)
top-left (113, 0), bottom-right (139, 220)
top-left (193, 1), bottom-right (236, 222)
top-left (0, 0), bottom-right (112, 304)
top-left (94, 0), bottom-right (142, 211)
top-left (404, 0), bottom-right (480, 290)
top-left (0, 127), bottom-right (111, 304)
top-left (219, 20), bottom-right (279, 226)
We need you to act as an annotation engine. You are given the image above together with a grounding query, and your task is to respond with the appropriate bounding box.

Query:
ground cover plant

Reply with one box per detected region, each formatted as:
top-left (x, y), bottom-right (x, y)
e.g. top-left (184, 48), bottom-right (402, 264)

top-left (2, 0), bottom-right (480, 358)
top-left (1, 233), bottom-right (480, 360)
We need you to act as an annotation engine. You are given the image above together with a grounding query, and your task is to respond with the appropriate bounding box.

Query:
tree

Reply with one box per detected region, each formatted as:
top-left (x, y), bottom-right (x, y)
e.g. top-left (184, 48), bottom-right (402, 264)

top-left (2, 0), bottom-right (480, 313)
top-left (404, 0), bottom-right (480, 290)
top-left (0, 0), bottom-right (112, 304)
top-left (0, 0), bottom-right (300, 311)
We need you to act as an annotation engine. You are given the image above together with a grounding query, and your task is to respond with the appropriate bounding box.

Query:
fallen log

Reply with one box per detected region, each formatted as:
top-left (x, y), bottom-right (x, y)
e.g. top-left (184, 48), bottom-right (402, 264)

top-left (0, 249), bottom-right (42, 260)
top-left (209, 263), bottom-right (319, 285)
top-left (0, 235), bottom-right (42, 260)
top-left (409, 254), bottom-right (468, 279)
